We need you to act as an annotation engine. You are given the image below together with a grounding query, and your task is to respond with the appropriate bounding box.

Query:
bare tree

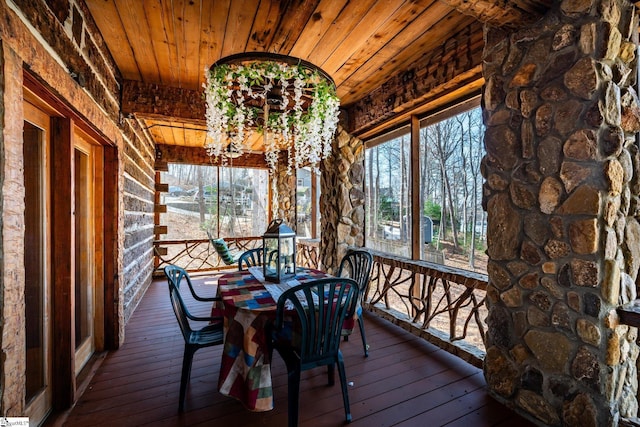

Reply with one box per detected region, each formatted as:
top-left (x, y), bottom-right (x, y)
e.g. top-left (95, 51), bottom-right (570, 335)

top-left (429, 120), bottom-right (461, 251)
top-left (464, 110), bottom-right (484, 268)
top-left (400, 134), bottom-right (409, 241)
top-left (251, 169), bottom-right (268, 233)
top-left (366, 148), bottom-right (380, 238)
top-left (363, 106), bottom-right (485, 270)
top-left (454, 115), bottom-right (470, 250)
top-left (196, 166), bottom-right (206, 223)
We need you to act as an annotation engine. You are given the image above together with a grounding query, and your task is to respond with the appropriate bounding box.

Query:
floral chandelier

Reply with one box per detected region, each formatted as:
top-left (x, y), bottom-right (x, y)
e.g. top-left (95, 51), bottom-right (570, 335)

top-left (204, 52), bottom-right (340, 174)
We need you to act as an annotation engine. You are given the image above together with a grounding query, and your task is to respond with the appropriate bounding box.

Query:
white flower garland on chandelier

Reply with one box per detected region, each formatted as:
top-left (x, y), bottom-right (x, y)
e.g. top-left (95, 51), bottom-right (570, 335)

top-left (204, 55), bottom-right (340, 175)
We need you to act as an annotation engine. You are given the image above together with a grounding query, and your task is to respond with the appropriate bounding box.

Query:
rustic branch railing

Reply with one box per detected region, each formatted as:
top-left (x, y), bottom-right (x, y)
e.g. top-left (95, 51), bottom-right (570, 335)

top-left (153, 238), bottom-right (486, 365)
top-left (364, 249), bottom-right (488, 367)
top-left (296, 238), bottom-right (320, 270)
top-left (153, 236), bottom-right (262, 274)
top-left (154, 236), bottom-right (321, 275)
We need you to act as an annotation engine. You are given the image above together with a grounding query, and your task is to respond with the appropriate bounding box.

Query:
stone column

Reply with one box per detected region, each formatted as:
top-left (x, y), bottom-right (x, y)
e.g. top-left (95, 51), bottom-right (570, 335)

top-left (482, 1), bottom-right (640, 426)
top-left (320, 126), bottom-right (366, 274)
top-left (274, 151), bottom-right (296, 227)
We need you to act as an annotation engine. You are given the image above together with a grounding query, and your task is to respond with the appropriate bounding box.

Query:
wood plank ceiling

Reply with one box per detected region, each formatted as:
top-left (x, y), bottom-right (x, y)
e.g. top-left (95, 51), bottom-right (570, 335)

top-left (85, 0), bottom-right (551, 150)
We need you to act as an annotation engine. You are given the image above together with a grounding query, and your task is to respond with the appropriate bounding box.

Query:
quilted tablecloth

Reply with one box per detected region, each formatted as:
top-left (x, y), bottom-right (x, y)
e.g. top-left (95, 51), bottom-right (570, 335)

top-left (217, 267), bottom-right (330, 411)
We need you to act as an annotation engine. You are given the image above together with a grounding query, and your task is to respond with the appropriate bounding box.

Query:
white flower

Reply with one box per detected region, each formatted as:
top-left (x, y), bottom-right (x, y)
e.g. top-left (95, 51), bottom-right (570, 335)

top-left (204, 56), bottom-right (340, 177)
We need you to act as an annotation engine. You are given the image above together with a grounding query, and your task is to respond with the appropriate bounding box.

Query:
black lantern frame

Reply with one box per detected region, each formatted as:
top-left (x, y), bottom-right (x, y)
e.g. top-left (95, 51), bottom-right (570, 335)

top-left (262, 219), bottom-right (296, 283)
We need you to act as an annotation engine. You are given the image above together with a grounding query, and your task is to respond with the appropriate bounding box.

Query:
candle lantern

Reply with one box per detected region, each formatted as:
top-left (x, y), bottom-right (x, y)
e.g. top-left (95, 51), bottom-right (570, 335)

top-left (262, 219), bottom-right (296, 283)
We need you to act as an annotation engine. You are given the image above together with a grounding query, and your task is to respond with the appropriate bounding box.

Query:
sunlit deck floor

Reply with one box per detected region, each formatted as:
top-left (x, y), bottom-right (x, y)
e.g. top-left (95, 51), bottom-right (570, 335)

top-left (58, 275), bottom-right (535, 427)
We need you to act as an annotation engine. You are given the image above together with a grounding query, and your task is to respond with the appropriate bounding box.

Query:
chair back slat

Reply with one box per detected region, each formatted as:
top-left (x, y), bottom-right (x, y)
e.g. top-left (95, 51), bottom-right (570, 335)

top-left (168, 280), bottom-right (193, 342)
top-left (275, 278), bottom-right (358, 363)
top-left (338, 249), bottom-right (373, 293)
top-left (238, 247), bottom-right (264, 271)
top-left (165, 264), bottom-right (185, 288)
top-left (338, 249), bottom-right (373, 313)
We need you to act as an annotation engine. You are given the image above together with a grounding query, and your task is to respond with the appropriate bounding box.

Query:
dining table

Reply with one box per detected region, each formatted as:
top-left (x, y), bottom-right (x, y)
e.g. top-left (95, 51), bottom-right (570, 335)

top-left (216, 266), bottom-right (332, 412)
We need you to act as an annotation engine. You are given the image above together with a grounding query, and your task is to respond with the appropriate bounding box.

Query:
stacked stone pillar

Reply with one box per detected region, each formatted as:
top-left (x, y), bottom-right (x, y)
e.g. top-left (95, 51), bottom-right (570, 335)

top-left (274, 151), bottom-right (296, 227)
top-left (320, 125), bottom-right (366, 274)
top-left (482, 1), bottom-right (640, 425)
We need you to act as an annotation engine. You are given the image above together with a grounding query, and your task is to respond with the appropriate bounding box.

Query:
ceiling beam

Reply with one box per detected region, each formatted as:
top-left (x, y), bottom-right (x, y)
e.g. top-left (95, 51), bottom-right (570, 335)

top-left (156, 144), bottom-right (268, 168)
top-left (441, 0), bottom-right (549, 28)
top-left (121, 80), bottom-right (205, 123)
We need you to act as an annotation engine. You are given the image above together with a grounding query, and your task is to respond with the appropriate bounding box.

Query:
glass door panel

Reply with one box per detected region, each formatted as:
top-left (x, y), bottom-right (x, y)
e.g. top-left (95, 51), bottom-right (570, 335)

top-left (73, 138), bottom-right (95, 375)
top-left (23, 101), bottom-right (52, 424)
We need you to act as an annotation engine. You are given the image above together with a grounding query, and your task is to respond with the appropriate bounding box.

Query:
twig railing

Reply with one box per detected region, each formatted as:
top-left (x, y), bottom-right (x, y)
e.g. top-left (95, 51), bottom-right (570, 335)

top-left (154, 238), bottom-right (486, 365)
top-left (296, 238), bottom-right (320, 270)
top-left (154, 236), bottom-right (321, 275)
top-left (153, 236), bottom-right (262, 274)
top-left (365, 249), bottom-right (488, 366)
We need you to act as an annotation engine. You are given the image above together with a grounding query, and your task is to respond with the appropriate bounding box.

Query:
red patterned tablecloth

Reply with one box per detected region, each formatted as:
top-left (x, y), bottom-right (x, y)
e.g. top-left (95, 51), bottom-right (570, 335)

top-left (217, 267), bottom-right (330, 411)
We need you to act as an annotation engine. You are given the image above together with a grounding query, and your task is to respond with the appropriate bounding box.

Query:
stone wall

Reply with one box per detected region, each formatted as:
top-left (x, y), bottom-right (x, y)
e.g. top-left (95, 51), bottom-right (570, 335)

top-left (320, 126), bottom-right (366, 274)
top-left (482, 1), bottom-right (640, 425)
top-left (121, 117), bottom-right (155, 322)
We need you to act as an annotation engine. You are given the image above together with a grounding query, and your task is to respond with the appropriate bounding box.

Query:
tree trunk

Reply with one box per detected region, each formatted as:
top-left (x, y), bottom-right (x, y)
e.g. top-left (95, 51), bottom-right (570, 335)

top-left (435, 125), bottom-right (459, 250)
top-left (371, 147), bottom-right (379, 238)
top-left (400, 135), bottom-right (407, 242)
top-left (197, 166), bottom-right (205, 224)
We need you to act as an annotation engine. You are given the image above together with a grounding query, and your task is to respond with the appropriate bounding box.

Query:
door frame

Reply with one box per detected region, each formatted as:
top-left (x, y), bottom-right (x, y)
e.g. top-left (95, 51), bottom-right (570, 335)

top-left (22, 99), bottom-right (54, 425)
top-left (24, 70), bottom-right (120, 411)
top-left (72, 131), bottom-right (105, 375)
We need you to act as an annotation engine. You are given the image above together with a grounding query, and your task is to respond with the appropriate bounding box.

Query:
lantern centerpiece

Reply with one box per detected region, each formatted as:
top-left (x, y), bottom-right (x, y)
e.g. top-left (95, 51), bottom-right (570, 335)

top-left (262, 219), bottom-right (296, 283)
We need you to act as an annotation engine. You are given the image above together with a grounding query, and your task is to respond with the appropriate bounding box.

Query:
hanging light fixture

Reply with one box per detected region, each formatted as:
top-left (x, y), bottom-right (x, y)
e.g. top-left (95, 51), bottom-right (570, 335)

top-left (203, 53), bottom-right (340, 174)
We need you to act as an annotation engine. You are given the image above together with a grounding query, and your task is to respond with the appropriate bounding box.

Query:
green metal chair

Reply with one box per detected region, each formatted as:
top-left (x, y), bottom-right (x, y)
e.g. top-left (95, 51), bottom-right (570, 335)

top-left (271, 277), bottom-right (358, 426)
top-left (338, 249), bottom-right (374, 356)
top-left (164, 265), bottom-right (224, 412)
top-left (237, 247), bottom-right (264, 271)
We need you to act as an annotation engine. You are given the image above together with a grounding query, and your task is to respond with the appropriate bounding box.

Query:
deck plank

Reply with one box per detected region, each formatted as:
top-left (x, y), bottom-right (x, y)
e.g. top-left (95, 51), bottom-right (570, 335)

top-left (56, 278), bottom-right (536, 427)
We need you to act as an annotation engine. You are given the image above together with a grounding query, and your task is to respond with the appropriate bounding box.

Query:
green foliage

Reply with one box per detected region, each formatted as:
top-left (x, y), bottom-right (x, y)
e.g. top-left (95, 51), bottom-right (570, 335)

top-left (423, 200), bottom-right (441, 219)
top-left (378, 195), bottom-right (398, 221)
top-left (200, 203), bottom-right (219, 233)
top-left (202, 185), bottom-right (217, 194)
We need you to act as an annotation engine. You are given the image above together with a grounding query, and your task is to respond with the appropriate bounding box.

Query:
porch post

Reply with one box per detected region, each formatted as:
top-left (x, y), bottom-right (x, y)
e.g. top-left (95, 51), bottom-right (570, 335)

top-left (319, 125), bottom-right (366, 274)
top-left (0, 41), bottom-right (27, 416)
top-left (482, 1), bottom-right (640, 425)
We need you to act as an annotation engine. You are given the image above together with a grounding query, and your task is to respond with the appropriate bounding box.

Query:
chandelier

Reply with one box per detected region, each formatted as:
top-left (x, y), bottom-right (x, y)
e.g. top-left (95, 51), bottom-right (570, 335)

top-left (204, 53), bottom-right (340, 174)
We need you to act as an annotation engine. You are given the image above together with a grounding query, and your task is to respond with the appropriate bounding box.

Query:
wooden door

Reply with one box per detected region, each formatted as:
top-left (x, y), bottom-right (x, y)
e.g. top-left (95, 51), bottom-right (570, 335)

top-left (23, 101), bottom-right (53, 424)
top-left (73, 130), bottom-right (104, 374)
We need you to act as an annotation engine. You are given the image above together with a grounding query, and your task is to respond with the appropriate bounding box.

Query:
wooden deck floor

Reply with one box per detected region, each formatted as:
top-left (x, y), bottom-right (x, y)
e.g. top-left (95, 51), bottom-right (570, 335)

top-left (56, 275), bottom-right (535, 427)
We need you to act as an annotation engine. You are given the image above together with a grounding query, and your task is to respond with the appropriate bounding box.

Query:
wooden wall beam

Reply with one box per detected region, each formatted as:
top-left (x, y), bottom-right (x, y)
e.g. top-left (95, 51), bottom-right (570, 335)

top-left (51, 116), bottom-right (76, 409)
top-left (103, 145), bottom-right (120, 350)
top-left (155, 144), bottom-right (268, 168)
top-left (121, 80), bottom-right (205, 123)
top-left (346, 21), bottom-right (484, 139)
top-left (442, 0), bottom-right (548, 29)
